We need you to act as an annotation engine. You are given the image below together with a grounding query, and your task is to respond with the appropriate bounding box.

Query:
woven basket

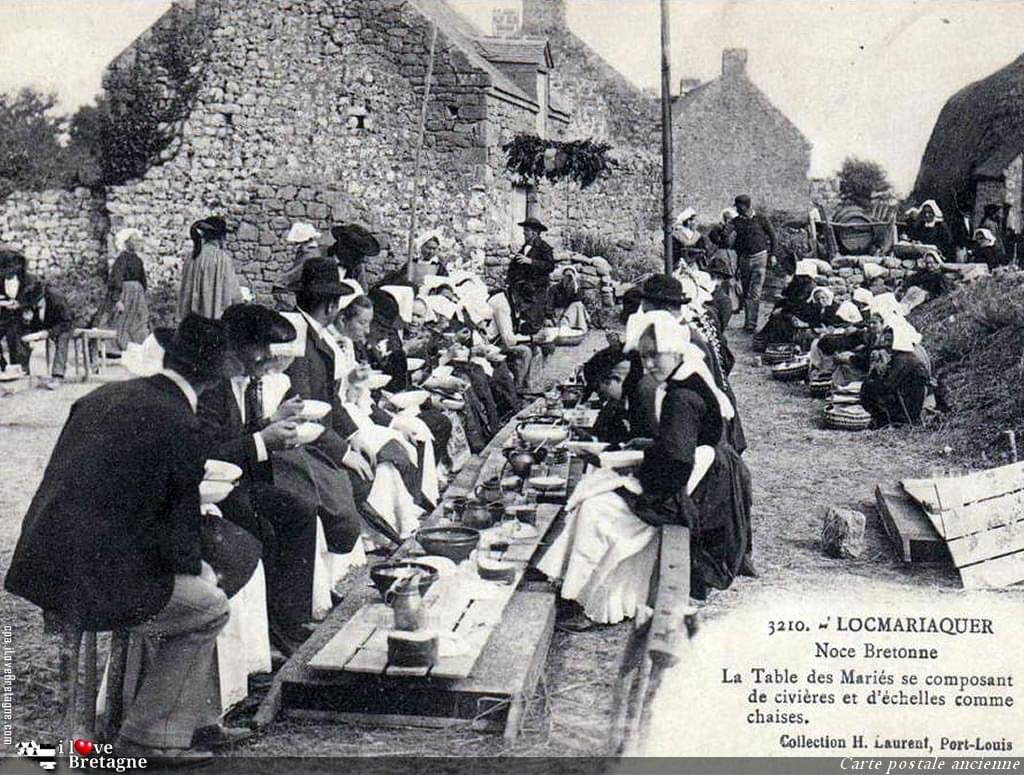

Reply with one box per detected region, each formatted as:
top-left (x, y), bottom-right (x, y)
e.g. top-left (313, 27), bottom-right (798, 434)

top-left (824, 406), bottom-right (872, 431)
top-left (763, 344), bottom-right (801, 365)
top-left (772, 359), bottom-right (810, 382)
top-left (808, 379), bottom-right (832, 397)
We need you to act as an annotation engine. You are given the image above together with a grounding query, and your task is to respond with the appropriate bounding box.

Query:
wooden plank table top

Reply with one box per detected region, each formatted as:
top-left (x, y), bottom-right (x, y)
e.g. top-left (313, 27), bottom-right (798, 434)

top-left (308, 397), bottom-right (581, 681)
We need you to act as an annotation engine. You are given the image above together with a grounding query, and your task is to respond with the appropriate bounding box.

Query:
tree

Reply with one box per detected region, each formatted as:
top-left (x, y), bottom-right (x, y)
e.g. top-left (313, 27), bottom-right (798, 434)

top-left (0, 89), bottom-right (74, 198)
top-left (837, 156), bottom-right (893, 208)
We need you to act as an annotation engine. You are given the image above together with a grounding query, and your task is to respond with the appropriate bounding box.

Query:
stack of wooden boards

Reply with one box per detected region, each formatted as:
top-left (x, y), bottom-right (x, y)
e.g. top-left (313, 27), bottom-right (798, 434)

top-left (876, 460), bottom-right (1024, 588)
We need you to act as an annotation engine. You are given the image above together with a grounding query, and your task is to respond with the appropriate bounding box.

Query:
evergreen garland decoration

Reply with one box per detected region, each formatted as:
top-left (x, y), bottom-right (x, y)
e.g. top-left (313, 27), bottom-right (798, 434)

top-left (502, 134), bottom-right (615, 189)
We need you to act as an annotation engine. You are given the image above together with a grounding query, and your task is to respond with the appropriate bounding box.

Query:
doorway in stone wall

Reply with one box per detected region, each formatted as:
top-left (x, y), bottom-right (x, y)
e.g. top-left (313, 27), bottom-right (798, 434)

top-left (510, 184), bottom-right (537, 245)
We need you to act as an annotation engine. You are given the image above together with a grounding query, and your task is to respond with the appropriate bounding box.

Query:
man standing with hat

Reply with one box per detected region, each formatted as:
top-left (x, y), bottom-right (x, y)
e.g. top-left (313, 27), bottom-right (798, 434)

top-left (508, 217), bottom-right (556, 335)
top-left (5, 314), bottom-right (244, 763)
top-left (728, 195), bottom-right (777, 333)
top-left (327, 223), bottom-right (381, 291)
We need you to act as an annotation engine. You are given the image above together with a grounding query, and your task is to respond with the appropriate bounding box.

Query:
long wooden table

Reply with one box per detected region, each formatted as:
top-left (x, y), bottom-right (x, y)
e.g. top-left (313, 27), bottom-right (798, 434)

top-left (257, 399), bottom-right (593, 739)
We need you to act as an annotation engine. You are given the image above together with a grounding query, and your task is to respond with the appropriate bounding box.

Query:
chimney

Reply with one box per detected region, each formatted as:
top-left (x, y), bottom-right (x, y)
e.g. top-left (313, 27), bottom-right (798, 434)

top-left (722, 48), bottom-right (748, 78)
top-left (491, 7), bottom-right (522, 37)
top-left (521, 0), bottom-right (566, 35)
top-left (678, 77), bottom-right (701, 96)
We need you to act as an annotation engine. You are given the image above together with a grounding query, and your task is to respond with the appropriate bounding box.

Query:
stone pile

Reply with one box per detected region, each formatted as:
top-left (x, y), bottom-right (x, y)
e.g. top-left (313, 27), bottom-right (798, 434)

top-left (823, 254), bottom-right (929, 299)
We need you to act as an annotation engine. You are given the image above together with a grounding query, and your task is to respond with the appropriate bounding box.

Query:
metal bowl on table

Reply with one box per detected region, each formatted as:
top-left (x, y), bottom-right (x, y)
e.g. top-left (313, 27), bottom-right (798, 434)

top-left (415, 526), bottom-right (481, 563)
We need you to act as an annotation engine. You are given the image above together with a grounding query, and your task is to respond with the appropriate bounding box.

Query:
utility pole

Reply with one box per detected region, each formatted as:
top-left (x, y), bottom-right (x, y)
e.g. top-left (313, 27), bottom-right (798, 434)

top-left (660, 0), bottom-right (674, 276)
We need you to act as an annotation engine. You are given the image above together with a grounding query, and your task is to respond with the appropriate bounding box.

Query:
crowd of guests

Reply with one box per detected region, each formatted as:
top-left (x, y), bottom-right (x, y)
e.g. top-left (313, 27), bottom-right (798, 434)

top-left (539, 235), bottom-right (756, 632)
top-left (3, 214), bottom-right (574, 763)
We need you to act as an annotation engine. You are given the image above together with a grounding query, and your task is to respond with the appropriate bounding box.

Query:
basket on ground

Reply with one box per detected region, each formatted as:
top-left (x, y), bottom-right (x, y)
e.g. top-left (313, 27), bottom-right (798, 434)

top-left (771, 358), bottom-right (810, 382)
top-left (823, 404), bottom-right (872, 431)
top-left (763, 344), bottom-right (801, 365)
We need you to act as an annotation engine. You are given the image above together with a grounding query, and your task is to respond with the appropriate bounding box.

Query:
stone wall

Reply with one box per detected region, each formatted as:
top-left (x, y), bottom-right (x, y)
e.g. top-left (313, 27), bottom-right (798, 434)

top-left (818, 254), bottom-right (932, 301)
top-left (0, 188), bottom-right (109, 321)
top-left (104, 0), bottom-right (541, 315)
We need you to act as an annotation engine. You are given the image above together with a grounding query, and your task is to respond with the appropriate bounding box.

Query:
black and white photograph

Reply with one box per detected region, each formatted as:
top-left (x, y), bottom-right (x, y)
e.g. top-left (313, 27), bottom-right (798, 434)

top-left (1, 1), bottom-right (1023, 772)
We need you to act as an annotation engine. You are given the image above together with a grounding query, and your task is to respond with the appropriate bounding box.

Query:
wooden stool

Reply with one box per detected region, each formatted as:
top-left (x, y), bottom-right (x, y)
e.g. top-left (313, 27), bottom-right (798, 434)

top-left (72, 328), bottom-right (117, 382)
top-left (44, 612), bottom-right (130, 744)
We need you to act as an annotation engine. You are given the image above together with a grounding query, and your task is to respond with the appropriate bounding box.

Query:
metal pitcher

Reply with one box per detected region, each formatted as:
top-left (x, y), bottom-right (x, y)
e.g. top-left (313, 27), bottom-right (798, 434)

top-left (384, 573), bottom-right (425, 631)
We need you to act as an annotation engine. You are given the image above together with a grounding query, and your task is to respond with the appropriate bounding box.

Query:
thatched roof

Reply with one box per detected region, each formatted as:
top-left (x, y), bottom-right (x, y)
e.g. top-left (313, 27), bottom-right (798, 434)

top-left (913, 53), bottom-right (1024, 213)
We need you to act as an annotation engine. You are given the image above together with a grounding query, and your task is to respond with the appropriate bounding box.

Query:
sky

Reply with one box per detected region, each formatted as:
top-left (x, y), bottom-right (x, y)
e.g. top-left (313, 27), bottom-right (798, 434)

top-left (2, 0), bottom-right (1023, 193)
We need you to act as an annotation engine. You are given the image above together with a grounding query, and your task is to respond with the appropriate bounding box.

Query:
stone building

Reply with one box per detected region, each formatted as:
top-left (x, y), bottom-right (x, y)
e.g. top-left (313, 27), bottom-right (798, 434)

top-left (913, 52), bottom-right (1024, 234)
top-left (84, 0), bottom-right (664, 310)
top-left (671, 49), bottom-right (811, 218)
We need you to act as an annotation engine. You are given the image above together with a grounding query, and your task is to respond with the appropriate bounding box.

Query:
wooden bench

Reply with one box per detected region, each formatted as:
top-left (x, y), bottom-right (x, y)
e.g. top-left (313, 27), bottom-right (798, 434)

top-left (609, 524), bottom-right (696, 754)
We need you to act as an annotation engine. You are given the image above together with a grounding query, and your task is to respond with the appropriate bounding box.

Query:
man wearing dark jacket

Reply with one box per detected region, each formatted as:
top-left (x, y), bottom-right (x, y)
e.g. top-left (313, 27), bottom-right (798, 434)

top-left (201, 303), bottom-right (353, 655)
top-left (4, 314), bottom-right (243, 763)
top-left (19, 280), bottom-right (74, 387)
top-left (728, 195), bottom-right (777, 333)
top-left (508, 217), bottom-right (556, 333)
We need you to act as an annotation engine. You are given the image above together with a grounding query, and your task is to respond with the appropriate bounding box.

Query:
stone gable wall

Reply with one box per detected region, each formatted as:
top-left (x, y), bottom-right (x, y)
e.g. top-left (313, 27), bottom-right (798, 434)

top-left (673, 76), bottom-right (811, 218)
top-left (105, 0), bottom-right (539, 315)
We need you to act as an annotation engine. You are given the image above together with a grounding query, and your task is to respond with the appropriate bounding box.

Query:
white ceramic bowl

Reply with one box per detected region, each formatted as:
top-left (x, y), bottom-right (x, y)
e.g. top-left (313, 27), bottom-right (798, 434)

top-left (528, 475), bottom-right (567, 492)
top-left (299, 399), bottom-right (331, 421)
top-left (440, 398), bottom-right (465, 411)
top-left (406, 357), bottom-right (426, 372)
top-left (295, 422), bottom-right (326, 444)
top-left (199, 480), bottom-right (235, 505)
top-left (204, 459), bottom-right (243, 483)
top-left (518, 424), bottom-right (569, 447)
top-left (365, 372), bottom-right (392, 390)
top-left (565, 441), bottom-right (610, 456)
top-left (599, 450), bottom-right (645, 469)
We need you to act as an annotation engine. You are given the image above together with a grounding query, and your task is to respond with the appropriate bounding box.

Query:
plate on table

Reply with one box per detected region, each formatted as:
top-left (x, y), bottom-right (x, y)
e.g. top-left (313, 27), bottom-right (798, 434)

top-left (599, 450), bottom-right (645, 469)
top-left (298, 399), bottom-right (331, 421)
top-left (566, 440), bottom-right (610, 456)
top-left (387, 390), bottom-right (432, 410)
top-left (204, 459), bottom-right (243, 483)
top-left (406, 358), bottom-right (426, 372)
top-left (528, 475), bottom-right (567, 492)
top-left (199, 480), bottom-right (235, 505)
top-left (295, 422), bottom-right (326, 444)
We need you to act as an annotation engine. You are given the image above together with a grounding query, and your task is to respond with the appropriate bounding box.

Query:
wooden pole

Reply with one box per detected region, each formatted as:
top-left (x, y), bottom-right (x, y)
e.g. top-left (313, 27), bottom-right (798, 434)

top-left (407, 23), bottom-right (439, 280)
top-left (660, 0), bottom-right (674, 276)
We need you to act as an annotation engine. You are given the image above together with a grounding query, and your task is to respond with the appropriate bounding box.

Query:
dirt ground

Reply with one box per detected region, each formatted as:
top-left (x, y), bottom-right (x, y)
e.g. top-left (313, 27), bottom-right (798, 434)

top-left (0, 324), bottom-right (1011, 759)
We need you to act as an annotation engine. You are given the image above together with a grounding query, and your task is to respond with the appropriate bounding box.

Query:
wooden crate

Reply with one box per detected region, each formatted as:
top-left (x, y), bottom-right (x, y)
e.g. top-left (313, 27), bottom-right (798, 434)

top-left (899, 463), bottom-right (1024, 588)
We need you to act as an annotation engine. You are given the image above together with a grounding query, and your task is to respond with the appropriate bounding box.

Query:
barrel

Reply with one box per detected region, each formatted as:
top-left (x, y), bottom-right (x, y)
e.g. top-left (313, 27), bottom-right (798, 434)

top-left (832, 205), bottom-right (876, 254)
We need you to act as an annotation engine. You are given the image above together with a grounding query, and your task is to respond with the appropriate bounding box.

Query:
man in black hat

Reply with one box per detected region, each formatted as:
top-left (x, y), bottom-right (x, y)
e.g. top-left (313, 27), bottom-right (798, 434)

top-left (509, 217), bottom-right (555, 295)
top-left (327, 223), bottom-right (381, 291)
top-left (728, 195), bottom-right (776, 333)
top-left (5, 314), bottom-right (245, 763)
top-left (201, 303), bottom-right (359, 654)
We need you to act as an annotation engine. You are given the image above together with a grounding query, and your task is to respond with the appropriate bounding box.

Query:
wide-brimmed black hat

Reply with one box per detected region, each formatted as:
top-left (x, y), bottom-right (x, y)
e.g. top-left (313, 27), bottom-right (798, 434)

top-left (518, 217), bottom-right (548, 232)
top-left (734, 194), bottom-right (751, 208)
top-left (154, 314), bottom-right (229, 378)
top-left (0, 248), bottom-right (26, 277)
top-left (640, 274), bottom-right (685, 305)
top-left (328, 224), bottom-right (381, 259)
top-left (296, 257), bottom-right (354, 296)
top-left (190, 216), bottom-right (230, 241)
top-left (221, 304), bottom-right (297, 348)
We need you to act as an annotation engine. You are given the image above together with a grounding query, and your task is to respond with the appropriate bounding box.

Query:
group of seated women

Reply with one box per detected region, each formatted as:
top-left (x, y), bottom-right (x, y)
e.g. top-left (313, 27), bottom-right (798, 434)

top-left (538, 268), bottom-right (756, 633)
top-left (751, 259), bottom-right (944, 429)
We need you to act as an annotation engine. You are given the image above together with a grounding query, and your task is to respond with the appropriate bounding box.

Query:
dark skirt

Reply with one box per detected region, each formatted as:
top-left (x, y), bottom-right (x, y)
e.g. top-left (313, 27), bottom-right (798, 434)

top-left (689, 443), bottom-right (752, 594)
